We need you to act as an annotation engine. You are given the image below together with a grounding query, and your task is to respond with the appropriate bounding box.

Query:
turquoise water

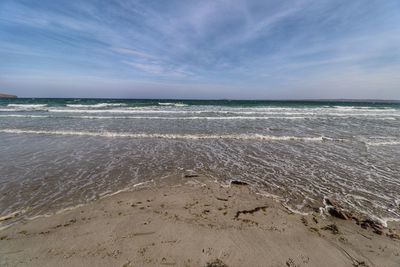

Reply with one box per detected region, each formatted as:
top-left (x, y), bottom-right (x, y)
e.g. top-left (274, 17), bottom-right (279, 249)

top-left (0, 98), bottom-right (400, 225)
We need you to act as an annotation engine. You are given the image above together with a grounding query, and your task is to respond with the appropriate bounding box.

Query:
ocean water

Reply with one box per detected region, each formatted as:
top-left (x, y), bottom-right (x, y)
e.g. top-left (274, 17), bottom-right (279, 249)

top-left (0, 98), bottom-right (400, 224)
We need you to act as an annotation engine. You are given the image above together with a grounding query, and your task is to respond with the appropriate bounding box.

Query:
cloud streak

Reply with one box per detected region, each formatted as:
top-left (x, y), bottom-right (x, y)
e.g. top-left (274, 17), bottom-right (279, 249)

top-left (0, 0), bottom-right (399, 99)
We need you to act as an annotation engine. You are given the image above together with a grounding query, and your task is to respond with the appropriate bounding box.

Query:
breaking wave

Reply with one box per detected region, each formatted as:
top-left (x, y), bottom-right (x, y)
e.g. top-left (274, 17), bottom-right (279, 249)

top-left (65, 103), bottom-right (127, 108)
top-left (158, 102), bottom-right (188, 107)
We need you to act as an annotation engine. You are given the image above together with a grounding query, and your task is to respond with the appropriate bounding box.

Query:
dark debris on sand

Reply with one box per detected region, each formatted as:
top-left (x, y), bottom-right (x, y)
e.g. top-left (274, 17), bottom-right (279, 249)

top-left (230, 180), bottom-right (248, 186)
top-left (206, 259), bottom-right (228, 267)
top-left (321, 224), bottom-right (340, 235)
top-left (324, 198), bottom-right (388, 236)
top-left (234, 206), bottom-right (268, 219)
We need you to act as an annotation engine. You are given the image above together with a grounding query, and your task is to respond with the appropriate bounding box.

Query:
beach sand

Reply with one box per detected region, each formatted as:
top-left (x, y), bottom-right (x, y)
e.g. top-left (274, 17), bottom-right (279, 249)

top-left (1, 175), bottom-right (399, 267)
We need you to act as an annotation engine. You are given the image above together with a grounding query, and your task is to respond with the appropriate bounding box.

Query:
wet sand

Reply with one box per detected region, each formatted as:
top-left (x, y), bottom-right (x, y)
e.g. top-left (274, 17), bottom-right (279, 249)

top-left (1, 175), bottom-right (399, 267)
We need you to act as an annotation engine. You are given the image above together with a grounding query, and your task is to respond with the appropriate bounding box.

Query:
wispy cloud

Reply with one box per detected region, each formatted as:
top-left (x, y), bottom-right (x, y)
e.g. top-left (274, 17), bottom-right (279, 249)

top-left (0, 0), bottom-right (399, 98)
top-left (113, 48), bottom-right (157, 60)
top-left (122, 61), bottom-right (164, 75)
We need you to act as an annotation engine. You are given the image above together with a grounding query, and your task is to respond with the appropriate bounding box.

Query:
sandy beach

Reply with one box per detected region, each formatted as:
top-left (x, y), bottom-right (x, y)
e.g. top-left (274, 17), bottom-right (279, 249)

top-left (1, 175), bottom-right (399, 267)
top-left (2, 0), bottom-right (400, 265)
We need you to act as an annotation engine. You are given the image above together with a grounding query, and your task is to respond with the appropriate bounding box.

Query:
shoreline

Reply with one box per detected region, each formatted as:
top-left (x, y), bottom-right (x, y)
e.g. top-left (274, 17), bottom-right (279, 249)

top-left (1, 175), bottom-right (399, 266)
top-left (2, 176), bottom-right (399, 232)
top-left (0, 180), bottom-right (158, 232)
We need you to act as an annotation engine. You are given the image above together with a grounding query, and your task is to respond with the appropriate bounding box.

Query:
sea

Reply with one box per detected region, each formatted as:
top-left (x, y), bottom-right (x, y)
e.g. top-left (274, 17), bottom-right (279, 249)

top-left (0, 98), bottom-right (399, 225)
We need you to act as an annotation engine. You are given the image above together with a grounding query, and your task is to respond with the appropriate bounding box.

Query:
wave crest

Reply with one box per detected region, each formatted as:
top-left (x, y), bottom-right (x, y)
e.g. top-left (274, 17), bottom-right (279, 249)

top-left (65, 103), bottom-right (127, 108)
top-left (158, 102), bottom-right (188, 107)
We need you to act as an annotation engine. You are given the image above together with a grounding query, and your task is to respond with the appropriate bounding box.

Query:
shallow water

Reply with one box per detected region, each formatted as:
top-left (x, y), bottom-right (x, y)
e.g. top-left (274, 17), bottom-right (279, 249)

top-left (0, 99), bottom-right (399, 223)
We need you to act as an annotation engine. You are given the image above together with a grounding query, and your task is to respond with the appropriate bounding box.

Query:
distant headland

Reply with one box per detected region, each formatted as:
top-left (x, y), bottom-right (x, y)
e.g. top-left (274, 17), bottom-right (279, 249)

top-left (0, 93), bottom-right (17, 99)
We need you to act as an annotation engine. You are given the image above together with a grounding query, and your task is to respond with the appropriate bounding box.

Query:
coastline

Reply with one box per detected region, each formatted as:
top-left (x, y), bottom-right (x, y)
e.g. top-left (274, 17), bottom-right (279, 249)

top-left (0, 93), bottom-right (17, 99)
top-left (1, 175), bottom-right (399, 267)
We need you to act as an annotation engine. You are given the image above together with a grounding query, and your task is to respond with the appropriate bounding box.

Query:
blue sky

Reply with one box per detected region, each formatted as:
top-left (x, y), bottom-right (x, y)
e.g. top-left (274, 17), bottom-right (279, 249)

top-left (0, 0), bottom-right (399, 99)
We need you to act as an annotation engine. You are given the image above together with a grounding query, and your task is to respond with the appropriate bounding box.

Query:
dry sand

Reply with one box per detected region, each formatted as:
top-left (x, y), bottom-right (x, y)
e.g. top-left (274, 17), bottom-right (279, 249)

top-left (1, 175), bottom-right (399, 267)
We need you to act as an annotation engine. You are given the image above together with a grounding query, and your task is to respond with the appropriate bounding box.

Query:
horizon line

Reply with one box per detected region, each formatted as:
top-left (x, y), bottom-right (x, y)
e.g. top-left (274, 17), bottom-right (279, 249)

top-left (2, 96), bottom-right (400, 103)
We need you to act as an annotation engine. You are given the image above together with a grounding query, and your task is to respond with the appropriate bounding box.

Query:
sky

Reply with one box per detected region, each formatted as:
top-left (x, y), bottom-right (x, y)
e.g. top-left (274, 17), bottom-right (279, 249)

top-left (0, 0), bottom-right (399, 99)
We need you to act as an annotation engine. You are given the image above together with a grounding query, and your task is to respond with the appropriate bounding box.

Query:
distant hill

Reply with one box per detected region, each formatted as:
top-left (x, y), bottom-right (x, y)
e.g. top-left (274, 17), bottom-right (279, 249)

top-left (0, 93), bottom-right (17, 98)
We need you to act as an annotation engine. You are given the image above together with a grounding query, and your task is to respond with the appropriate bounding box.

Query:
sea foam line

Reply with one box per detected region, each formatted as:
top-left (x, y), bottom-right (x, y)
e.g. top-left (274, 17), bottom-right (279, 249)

top-left (1, 114), bottom-right (398, 121)
top-left (7, 104), bottom-right (47, 108)
top-left (0, 129), bottom-right (329, 142)
top-left (66, 103), bottom-right (127, 108)
top-left (366, 141), bottom-right (400, 146)
top-left (2, 106), bottom-right (400, 116)
top-left (0, 114), bottom-right (307, 120)
top-left (158, 102), bottom-right (188, 107)
top-left (47, 109), bottom-right (400, 116)
top-left (0, 114), bottom-right (49, 118)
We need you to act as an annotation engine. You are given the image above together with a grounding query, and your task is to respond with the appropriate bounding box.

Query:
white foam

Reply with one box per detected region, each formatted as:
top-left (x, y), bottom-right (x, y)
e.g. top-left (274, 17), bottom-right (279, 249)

top-left (0, 109), bottom-right (17, 112)
top-left (68, 115), bottom-right (306, 120)
top-left (0, 115), bottom-right (307, 120)
top-left (44, 108), bottom-right (400, 117)
top-left (49, 108), bottom-right (188, 114)
top-left (4, 104), bottom-right (48, 111)
top-left (66, 103), bottom-right (127, 108)
top-left (333, 106), bottom-right (397, 112)
top-left (0, 128), bottom-right (329, 142)
top-left (7, 104), bottom-right (47, 108)
top-left (158, 102), bottom-right (188, 107)
top-left (0, 114), bottom-right (49, 118)
top-left (282, 204), bottom-right (310, 216)
top-left (1, 113), bottom-right (398, 121)
top-left (366, 140), bottom-right (400, 146)
top-left (367, 215), bottom-right (400, 228)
